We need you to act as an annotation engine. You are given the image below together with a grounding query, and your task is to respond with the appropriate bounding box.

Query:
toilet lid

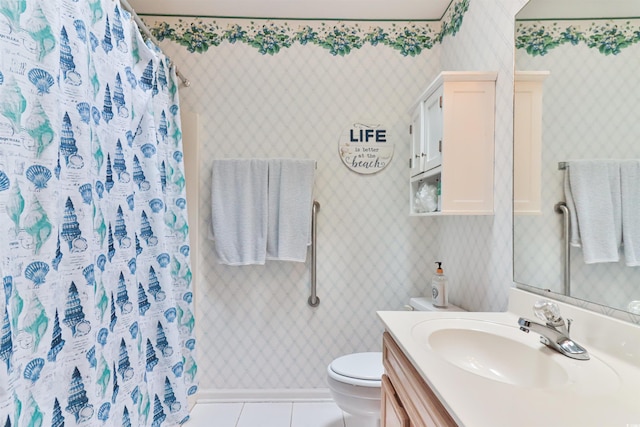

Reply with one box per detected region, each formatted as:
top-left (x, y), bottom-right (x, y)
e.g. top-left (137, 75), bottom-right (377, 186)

top-left (330, 352), bottom-right (383, 381)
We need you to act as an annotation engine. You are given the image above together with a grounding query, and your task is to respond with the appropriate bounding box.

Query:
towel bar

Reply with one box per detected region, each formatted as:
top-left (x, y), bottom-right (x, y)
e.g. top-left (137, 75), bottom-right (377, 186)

top-left (308, 201), bottom-right (320, 307)
top-left (555, 201), bottom-right (571, 296)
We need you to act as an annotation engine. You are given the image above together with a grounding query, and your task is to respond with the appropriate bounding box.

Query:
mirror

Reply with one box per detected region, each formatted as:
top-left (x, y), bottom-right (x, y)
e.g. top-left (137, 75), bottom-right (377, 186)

top-left (513, 0), bottom-right (640, 314)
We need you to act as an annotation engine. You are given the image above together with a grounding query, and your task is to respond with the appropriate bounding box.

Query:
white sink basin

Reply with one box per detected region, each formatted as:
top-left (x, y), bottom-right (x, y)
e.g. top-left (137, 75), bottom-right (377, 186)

top-left (428, 325), bottom-right (567, 387)
top-left (411, 318), bottom-right (620, 394)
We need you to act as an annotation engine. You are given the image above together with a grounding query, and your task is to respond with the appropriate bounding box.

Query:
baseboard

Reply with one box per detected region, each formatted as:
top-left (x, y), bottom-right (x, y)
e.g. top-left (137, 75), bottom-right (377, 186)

top-left (195, 388), bottom-right (333, 403)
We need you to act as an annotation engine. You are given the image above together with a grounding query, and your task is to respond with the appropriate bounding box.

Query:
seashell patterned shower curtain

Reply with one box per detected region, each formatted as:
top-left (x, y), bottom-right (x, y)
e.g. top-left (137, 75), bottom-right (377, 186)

top-left (0, 0), bottom-right (197, 425)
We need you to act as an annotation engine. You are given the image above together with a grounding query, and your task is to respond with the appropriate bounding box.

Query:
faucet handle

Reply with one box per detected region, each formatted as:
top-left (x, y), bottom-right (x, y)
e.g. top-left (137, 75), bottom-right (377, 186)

top-left (533, 300), bottom-right (563, 325)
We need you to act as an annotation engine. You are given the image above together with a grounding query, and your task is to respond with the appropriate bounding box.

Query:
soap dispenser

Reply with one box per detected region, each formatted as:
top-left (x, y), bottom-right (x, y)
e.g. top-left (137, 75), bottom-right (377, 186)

top-left (431, 262), bottom-right (448, 308)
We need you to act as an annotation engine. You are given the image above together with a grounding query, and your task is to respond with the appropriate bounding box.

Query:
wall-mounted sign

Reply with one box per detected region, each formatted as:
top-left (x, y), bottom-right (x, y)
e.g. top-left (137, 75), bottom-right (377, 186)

top-left (338, 122), bottom-right (394, 175)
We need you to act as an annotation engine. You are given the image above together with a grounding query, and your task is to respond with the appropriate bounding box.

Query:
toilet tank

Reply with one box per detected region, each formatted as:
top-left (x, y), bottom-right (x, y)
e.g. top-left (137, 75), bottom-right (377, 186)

top-left (407, 297), bottom-right (466, 312)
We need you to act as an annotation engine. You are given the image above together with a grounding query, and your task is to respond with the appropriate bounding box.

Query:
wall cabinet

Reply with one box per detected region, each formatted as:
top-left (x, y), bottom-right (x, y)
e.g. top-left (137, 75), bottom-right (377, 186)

top-left (382, 332), bottom-right (457, 427)
top-left (409, 72), bottom-right (497, 216)
top-left (514, 71), bottom-right (549, 215)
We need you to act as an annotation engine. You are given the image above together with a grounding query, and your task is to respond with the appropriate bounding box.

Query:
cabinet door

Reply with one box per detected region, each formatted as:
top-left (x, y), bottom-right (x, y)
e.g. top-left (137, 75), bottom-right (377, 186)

top-left (410, 104), bottom-right (424, 177)
top-left (423, 86), bottom-right (443, 172)
top-left (514, 72), bottom-right (548, 215)
top-left (381, 374), bottom-right (410, 427)
top-left (440, 81), bottom-right (495, 214)
top-left (383, 332), bottom-right (458, 427)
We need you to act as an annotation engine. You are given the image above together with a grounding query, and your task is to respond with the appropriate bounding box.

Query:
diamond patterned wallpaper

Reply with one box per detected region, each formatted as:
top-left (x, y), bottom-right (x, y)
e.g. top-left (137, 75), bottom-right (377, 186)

top-left (150, 0), bottom-right (527, 392)
top-left (157, 37), bottom-right (444, 390)
top-left (438, 0), bottom-right (527, 312)
top-left (514, 34), bottom-right (640, 313)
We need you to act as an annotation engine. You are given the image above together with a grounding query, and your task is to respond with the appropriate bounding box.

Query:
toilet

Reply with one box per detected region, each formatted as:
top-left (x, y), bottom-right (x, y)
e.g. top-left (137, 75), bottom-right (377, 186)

top-left (327, 352), bottom-right (383, 425)
top-left (326, 298), bottom-right (465, 425)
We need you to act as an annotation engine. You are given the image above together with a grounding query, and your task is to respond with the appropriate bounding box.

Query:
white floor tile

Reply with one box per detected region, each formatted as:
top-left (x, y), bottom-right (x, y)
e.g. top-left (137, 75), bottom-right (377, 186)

top-left (187, 403), bottom-right (243, 427)
top-left (236, 402), bottom-right (293, 427)
top-left (343, 413), bottom-right (380, 427)
top-left (291, 401), bottom-right (345, 427)
top-left (187, 401), bottom-right (379, 427)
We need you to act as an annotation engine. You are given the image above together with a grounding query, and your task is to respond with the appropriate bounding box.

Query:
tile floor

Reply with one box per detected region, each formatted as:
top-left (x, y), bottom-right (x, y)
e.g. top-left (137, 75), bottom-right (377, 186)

top-left (186, 401), bottom-right (379, 427)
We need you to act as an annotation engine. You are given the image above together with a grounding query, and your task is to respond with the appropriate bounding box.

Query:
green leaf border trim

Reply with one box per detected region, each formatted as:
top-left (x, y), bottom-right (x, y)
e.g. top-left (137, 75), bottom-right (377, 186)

top-left (144, 0), bottom-right (469, 56)
top-left (516, 19), bottom-right (640, 56)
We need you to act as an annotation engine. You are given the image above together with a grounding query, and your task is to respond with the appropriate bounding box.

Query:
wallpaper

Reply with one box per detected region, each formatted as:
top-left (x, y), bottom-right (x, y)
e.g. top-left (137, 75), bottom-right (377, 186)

top-left (146, 0), bottom-right (469, 55)
top-left (144, 0), bottom-right (529, 393)
top-left (158, 35), bottom-right (442, 392)
top-left (438, 0), bottom-right (526, 315)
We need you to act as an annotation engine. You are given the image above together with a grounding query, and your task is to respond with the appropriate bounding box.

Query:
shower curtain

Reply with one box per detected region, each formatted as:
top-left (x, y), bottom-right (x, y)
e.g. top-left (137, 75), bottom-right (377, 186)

top-left (0, 0), bottom-right (197, 425)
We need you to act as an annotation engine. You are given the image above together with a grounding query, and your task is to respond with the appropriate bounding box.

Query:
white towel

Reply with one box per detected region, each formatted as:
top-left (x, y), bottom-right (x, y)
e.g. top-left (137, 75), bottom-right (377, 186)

top-left (565, 160), bottom-right (621, 264)
top-left (266, 159), bottom-right (315, 262)
top-left (211, 159), bottom-right (269, 265)
top-left (621, 160), bottom-right (640, 266)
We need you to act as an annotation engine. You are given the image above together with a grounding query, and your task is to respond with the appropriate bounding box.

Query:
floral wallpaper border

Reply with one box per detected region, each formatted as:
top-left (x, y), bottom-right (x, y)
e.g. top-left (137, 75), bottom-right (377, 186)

top-left (516, 19), bottom-right (640, 56)
top-left (143, 0), bottom-right (469, 56)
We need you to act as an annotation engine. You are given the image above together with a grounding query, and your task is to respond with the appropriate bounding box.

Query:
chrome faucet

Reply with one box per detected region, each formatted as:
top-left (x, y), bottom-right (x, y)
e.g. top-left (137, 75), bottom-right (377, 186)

top-left (518, 300), bottom-right (589, 360)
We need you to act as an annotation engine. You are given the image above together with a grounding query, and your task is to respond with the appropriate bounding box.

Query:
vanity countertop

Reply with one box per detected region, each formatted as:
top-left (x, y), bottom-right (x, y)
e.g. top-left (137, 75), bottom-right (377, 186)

top-left (377, 289), bottom-right (640, 427)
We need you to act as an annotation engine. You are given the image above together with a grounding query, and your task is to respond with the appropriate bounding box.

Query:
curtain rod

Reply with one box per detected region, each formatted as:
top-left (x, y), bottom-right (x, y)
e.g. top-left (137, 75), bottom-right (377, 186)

top-left (119, 0), bottom-right (191, 87)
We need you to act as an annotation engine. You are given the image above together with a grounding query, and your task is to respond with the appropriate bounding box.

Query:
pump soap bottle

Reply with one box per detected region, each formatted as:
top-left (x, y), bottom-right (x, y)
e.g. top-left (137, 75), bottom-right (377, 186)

top-left (431, 262), bottom-right (448, 308)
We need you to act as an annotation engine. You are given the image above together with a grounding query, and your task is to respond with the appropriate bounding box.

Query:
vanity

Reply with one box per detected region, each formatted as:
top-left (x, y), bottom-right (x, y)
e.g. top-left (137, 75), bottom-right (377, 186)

top-left (378, 288), bottom-right (640, 426)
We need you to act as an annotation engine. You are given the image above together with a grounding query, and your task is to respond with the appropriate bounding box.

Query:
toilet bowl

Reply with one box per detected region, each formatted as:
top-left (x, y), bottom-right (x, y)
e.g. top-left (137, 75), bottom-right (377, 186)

top-left (326, 352), bottom-right (383, 424)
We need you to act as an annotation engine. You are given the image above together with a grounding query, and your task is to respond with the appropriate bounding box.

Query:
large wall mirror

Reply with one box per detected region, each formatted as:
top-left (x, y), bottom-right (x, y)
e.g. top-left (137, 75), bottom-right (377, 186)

top-left (513, 0), bottom-right (640, 315)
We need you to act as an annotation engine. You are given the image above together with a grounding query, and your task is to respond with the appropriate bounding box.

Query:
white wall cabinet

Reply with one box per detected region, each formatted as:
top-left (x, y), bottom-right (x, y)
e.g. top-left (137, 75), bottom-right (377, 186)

top-left (382, 332), bottom-right (457, 427)
top-left (409, 72), bottom-right (497, 216)
top-left (514, 71), bottom-right (549, 215)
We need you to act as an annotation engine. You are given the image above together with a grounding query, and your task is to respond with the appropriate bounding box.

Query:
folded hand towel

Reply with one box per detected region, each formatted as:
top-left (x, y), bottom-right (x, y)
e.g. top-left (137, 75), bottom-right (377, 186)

top-left (621, 160), bottom-right (640, 266)
top-left (266, 159), bottom-right (316, 262)
top-left (565, 160), bottom-right (622, 264)
top-left (211, 159), bottom-right (269, 265)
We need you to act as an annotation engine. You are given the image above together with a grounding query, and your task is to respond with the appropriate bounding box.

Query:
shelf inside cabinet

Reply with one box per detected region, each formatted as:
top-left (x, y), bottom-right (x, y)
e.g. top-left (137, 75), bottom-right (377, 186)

top-left (411, 166), bottom-right (442, 183)
top-left (410, 167), bottom-right (442, 216)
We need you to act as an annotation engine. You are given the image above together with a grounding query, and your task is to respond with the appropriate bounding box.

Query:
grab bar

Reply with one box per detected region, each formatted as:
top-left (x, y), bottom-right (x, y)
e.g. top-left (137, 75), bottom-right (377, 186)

top-left (308, 201), bottom-right (320, 307)
top-left (554, 202), bottom-right (571, 296)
